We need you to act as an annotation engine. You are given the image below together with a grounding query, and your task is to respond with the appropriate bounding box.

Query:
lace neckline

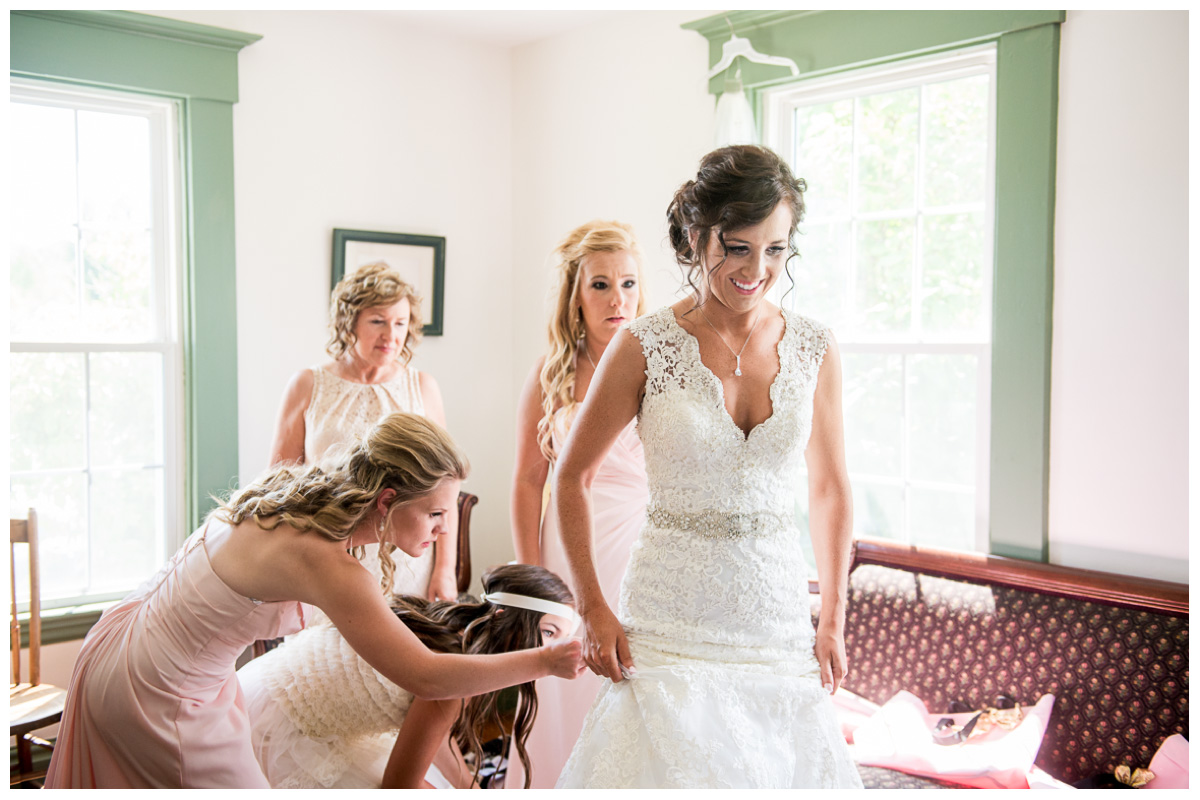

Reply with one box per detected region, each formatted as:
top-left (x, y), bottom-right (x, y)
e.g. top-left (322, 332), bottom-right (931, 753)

top-left (665, 306), bottom-right (793, 442)
top-left (316, 363), bottom-right (411, 388)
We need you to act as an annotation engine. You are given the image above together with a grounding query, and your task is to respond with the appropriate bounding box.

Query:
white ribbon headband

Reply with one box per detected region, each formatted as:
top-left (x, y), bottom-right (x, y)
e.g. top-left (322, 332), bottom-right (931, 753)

top-left (481, 591), bottom-right (580, 634)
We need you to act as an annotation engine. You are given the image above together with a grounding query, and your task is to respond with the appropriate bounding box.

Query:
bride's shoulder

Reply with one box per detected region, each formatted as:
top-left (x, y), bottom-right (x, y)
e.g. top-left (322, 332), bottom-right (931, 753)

top-left (624, 306), bottom-right (676, 339)
top-left (781, 308), bottom-right (834, 360)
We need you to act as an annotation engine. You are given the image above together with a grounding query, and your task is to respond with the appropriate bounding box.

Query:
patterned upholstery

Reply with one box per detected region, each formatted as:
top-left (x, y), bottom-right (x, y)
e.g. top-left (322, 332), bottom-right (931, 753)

top-left (836, 565), bottom-right (1189, 785)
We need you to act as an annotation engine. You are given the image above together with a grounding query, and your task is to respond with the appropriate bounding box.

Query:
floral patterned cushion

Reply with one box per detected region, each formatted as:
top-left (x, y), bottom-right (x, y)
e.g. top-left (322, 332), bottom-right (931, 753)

top-left (835, 565), bottom-right (1189, 785)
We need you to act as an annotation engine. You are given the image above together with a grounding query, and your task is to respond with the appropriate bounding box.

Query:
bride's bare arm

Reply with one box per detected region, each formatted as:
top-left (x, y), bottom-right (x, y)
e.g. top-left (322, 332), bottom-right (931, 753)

top-left (804, 332), bottom-right (854, 695)
top-left (554, 328), bottom-right (646, 683)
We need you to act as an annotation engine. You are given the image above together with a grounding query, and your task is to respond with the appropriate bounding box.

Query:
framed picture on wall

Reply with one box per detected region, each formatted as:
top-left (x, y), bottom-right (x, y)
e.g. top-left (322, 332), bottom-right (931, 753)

top-left (331, 228), bottom-right (446, 336)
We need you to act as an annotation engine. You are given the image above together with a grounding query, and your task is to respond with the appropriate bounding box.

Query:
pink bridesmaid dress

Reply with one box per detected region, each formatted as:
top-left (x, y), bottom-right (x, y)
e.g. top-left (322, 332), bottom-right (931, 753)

top-left (510, 418), bottom-right (648, 789)
top-left (44, 519), bottom-right (305, 788)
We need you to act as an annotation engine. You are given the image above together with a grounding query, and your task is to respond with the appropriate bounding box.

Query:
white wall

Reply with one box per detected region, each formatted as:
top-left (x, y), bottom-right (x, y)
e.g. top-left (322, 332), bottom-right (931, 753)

top-left (1048, 10), bottom-right (1189, 582)
top-left (510, 11), bottom-right (713, 370)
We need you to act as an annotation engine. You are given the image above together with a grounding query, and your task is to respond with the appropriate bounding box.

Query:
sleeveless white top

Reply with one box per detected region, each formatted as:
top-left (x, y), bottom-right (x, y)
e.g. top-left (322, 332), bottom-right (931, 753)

top-left (303, 364), bottom-right (425, 465)
top-left (238, 624), bottom-right (416, 788)
top-left (302, 362), bottom-right (432, 599)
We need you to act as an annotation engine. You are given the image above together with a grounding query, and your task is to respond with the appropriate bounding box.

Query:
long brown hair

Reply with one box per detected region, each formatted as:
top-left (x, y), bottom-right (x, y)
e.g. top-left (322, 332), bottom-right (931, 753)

top-left (213, 412), bottom-right (468, 595)
top-left (390, 564), bottom-right (574, 788)
top-left (538, 220), bottom-right (647, 460)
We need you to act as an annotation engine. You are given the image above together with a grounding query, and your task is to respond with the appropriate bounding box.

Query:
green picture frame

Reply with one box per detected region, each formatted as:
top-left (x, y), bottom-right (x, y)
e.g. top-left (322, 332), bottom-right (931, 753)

top-left (331, 228), bottom-right (446, 336)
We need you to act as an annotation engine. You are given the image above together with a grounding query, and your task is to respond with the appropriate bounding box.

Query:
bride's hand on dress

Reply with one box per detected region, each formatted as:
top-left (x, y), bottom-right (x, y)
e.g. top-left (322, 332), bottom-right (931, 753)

top-left (543, 637), bottom-right (586, 679)
top-left (582, 605), bottom-right (634, 682)
top-left (815, 623), bottom-right (848, 695)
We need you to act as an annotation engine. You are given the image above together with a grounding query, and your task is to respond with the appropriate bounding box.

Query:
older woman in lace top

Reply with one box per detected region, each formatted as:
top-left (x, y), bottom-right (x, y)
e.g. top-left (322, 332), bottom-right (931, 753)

top-left (269, 262), bottom-right (454, 602)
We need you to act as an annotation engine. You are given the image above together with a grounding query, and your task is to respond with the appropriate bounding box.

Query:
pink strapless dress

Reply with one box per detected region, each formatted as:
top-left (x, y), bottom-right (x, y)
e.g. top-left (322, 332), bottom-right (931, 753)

top-left (509, 419), bottom-right (648, 789)
top-left (44, 520), bottom-right (305, 788)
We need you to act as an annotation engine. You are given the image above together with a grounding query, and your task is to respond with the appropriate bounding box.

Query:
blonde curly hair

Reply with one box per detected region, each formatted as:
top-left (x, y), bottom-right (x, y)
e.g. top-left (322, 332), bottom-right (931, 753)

top-left (327, 262), bottom-right (424, 365)
top-left (213, 412), bottom-right (468, 595)
top-left (537, 220), bottom-right (646, 461)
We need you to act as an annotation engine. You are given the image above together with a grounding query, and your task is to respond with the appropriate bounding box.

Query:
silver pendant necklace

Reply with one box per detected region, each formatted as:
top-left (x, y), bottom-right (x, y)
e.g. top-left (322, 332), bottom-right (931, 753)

top-left (579, 337), bottom-right (598, 370)
top-left (699, 306), bottom-right (762, 377)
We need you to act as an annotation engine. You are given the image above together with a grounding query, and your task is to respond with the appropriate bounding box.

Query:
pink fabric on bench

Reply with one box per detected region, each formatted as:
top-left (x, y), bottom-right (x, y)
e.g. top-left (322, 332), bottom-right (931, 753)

top-left (851, 691), bottom-right (1056, 789)
top-left (1144, 734), bottom-right (1188, 789)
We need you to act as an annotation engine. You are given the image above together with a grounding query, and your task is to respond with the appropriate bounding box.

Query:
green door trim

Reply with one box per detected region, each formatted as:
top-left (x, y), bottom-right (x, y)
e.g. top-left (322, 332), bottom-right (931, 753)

top-left (11, 10), bottom-right (260, 538)
top-left (685, 10), bottom-right (1064, 560)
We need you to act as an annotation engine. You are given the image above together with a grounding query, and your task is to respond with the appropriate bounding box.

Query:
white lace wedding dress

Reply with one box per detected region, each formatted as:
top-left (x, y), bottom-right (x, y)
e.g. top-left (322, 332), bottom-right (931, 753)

top-left (556, 306), bottom-right (863, 789)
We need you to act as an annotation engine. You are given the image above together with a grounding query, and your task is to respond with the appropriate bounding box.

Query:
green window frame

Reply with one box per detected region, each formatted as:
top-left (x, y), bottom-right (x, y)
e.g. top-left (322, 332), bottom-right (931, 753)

top-left (684, 10), bottom-right (1063, 561)
top-left (10, 10), bottom-right (259, 642)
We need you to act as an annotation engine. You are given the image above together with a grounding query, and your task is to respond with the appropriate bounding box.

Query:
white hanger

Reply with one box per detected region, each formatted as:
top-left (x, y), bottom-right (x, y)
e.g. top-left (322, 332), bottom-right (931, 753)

top-left (706, 33), bottom-right (800, 80)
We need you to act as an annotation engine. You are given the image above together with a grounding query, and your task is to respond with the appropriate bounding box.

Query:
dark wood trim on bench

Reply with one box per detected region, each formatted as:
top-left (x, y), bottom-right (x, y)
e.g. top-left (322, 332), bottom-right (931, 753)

top-left (809, 538), bottom-right (1188, 616)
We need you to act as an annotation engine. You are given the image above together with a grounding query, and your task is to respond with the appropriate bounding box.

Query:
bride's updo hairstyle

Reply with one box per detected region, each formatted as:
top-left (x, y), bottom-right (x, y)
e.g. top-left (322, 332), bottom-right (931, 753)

top-left (667, 145), bottom-right (807, 301)
top-left (390, 564), bottom-right (574, 789)
top-left (214, 412), bottom-right (469, 594)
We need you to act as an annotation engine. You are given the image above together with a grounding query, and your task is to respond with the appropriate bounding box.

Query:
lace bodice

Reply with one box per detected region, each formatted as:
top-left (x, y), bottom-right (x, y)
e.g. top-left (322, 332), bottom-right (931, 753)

top-left (617, 305), bottom-right (830, 662)
top-left (630, 305), bottom-right (828, 518)
top-left (304, 364), bottom-right (425, 465)
top-left (253, 624), bottom-right (413, 741)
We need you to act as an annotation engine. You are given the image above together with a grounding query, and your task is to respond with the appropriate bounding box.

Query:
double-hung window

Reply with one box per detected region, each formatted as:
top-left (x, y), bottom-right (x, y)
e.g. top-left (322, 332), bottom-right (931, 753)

top-left (9, 79), bottom-right (183, 609)
top-left (764, 48), bottom-right (996, 552)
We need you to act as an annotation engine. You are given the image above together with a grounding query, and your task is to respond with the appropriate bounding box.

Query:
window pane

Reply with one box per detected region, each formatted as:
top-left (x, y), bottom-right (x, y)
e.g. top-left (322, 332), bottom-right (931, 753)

top-left (90, 469), bottom-right (163, 594)
top-left (10, 352), bottom-right (86, 471)
top-left (844, 353), bottom-right (903, 476)
top-left (923, 74), bottom-right (989, 208)
top-left (793, 221), bottom-right (850, 326)
top-left (908, 354), bottom-right (977, 485)
top-left (921, 211), bottom-right (988, 338)
top-left (81, 228), bottom-right (155, 341)
top-left (855, 218), bottom-right (913, 334)
top-left (77, 110), bottom-right (152, 228)
top-left (856, 88), bottom-right (918, 213)
top-left (10, 102), bottom-right (80, 342)
top-left (10, 473), bottom-right (89, 602)
top-left (794, 98), bottom-right (853, 218)
top-left (89, 352), bottom-right (164, 467)
top-left (10, 233), bottom-right (79, 342)
top-left (10, 102), bottom-right (77, 234)
top-left (910, 488), bottom-right (974, 551)
top-left (853, 482), bottom-right (904, 540)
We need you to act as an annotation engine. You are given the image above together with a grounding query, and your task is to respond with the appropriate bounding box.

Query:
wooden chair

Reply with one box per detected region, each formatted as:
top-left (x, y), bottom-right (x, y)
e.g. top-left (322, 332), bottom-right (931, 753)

top-left (454, 491), bottom-right (479, 596)
top-left (10, 509), bottom-right (68, 787)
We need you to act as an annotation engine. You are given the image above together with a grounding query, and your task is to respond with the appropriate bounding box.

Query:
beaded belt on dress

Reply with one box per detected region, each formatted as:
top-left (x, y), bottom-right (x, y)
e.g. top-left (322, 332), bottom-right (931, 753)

top-left (646, 506), bottom-right (792, 540)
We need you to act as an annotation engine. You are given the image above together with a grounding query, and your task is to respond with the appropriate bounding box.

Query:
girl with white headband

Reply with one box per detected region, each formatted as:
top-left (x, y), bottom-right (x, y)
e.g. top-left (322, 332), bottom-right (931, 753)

top-left (238, 564), bottom-right (578, 789)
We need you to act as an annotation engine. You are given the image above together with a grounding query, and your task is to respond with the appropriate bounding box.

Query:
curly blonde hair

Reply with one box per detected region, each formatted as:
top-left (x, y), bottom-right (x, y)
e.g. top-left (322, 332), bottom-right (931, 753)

top-left (213, 412), bottom-right (468, 595)
top-left (537, 220), bottom-right (646, 461)
top-left (327, 262), bottom-right (424, 365)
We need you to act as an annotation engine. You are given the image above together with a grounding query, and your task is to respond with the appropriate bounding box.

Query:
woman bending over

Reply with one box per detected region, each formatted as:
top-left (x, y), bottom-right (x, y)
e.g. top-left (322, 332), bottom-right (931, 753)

top-left (240, 564), bottom-right (577, 789)
top-left (45, 413), bottom-right (583, 789)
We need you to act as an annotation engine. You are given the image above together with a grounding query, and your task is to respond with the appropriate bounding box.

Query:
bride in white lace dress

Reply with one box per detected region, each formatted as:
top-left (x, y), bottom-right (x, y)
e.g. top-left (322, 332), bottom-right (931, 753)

top-left (553, 145), bottom-right (862, 788)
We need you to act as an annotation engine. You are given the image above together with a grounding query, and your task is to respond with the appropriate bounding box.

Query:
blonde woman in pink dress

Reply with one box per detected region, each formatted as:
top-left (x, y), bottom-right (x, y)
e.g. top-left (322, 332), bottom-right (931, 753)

top-left (270, 261), bottom-right (454, 603)
top-left (44, 413), bottom-right (584, 789)
top-left (508, 221), bottom-right (649, 788)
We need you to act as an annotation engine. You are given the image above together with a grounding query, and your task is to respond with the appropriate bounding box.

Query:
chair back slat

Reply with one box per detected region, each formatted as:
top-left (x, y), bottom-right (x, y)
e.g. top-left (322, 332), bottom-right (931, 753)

top-left (9, 510), bottom-right (41, 687)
